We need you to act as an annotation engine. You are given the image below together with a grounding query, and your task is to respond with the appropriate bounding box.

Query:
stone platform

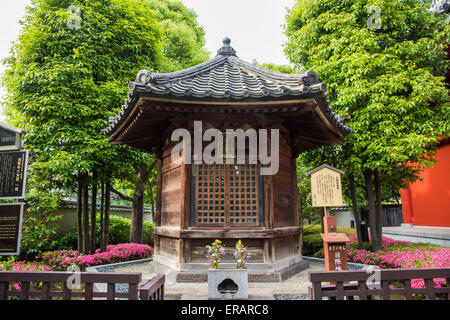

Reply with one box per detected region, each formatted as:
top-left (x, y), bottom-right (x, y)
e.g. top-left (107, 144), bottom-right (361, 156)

top-left (112, 259), bottom-right (323, 300)
top-left (175, 260), bottom-right (310, 283)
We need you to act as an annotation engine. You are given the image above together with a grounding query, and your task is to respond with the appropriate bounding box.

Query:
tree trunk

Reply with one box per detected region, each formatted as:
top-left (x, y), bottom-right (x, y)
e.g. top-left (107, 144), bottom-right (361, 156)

top-left (298, 186), bottom-right (304, 255)
top-left (101, 181), bottom-right (111, 252)
top-left (82, 180), bottom-right (90, 254)
top-left (363, 169), bottom-right (381, 251)
top-left (90, 172), bottom-right (98, 254)
top-left (348, 172), bottom-right (363, 249)
top-left (99, 183), bottom-right (105, 251)
top-left (130, 165), bottom-right (151, 243)
top-left (77, 180), bottom-right (83, 251)
top-left (374, 170), bottom-right (383, 248)
top-left (148, 181), bottom-right (155, 223)
top-left (319, 207), bottom-right (325, 233)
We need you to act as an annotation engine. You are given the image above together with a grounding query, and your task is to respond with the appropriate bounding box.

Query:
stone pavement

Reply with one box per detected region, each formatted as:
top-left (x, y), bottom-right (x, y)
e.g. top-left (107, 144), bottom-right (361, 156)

top-left (383, 225), bottom-right (450, 247)
top-left (114, 261), bottom-right (325, 300)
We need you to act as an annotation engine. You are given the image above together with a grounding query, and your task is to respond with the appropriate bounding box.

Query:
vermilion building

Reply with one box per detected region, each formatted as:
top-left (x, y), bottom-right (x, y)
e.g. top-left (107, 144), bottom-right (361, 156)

top-left (400, 137), bottom-right (450, 228)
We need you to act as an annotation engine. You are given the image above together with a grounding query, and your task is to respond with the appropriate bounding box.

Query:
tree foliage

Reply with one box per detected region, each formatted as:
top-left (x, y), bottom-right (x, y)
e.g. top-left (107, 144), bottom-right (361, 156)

top-left (284, 0), bottom-right (450, 250)
top-left (149, 0), bottom-right (210, 72)
top-left (252, 59), bottom-right (297, 74)
top-left (1, 0), bottom-right (209, 254)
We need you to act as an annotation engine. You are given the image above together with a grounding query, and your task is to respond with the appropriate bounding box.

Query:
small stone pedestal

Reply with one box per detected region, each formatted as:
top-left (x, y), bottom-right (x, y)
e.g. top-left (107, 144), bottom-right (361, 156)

top-left (208, 268), bottom-right (248, 300)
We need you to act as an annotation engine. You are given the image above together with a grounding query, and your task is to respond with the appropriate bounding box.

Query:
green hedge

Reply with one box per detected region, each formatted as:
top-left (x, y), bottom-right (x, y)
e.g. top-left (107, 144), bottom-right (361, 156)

top-left (55, 215), bottom-right (154, 250)
top-left (302, 233), bottom-right (324, 257)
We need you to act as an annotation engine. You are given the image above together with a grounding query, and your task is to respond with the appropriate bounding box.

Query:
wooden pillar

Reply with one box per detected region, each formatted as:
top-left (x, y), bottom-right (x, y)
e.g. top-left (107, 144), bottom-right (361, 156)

top-left (291, 157), bottom-right (299, 227)
top-left (155, 157), bottom-right (162, 255)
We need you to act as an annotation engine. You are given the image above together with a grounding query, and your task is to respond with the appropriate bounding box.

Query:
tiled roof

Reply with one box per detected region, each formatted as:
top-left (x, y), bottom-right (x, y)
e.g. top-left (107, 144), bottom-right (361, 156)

top-left (103, 38), bottom-right (350, 136)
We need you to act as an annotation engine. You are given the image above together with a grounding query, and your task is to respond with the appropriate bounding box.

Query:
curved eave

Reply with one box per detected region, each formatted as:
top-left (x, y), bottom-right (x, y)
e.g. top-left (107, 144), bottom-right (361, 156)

top-left (104, 92), bottom-right (348, 154)
top-left (103, 81), bottom-right (347, 138)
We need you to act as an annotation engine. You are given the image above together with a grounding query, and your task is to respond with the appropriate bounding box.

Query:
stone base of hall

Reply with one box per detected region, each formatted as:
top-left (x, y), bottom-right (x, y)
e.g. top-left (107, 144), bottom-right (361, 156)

top-left (153, 253), bottom-right (310, 283)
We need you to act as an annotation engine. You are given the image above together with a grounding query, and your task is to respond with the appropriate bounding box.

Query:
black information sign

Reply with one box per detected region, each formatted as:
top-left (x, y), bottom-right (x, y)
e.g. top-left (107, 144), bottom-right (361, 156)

top-left (0, 150), bottom-right (28, 199)
top-left (0, 127), bottom-right (17, 147)
top-left (0, 203), bottom-right (24, 255)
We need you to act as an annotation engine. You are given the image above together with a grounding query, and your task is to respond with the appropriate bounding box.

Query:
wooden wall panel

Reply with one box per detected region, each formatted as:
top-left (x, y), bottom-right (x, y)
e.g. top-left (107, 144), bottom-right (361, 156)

top-left (158, 236), bottom-right (180, 259)
top-left (272, 140), bottom-right (294, 228)
top-left (160, 167), bottom-right (181, 227)
top-left (190, 238), bottom-right (264, 263)
top-left (160, 141), bottom-right (183, 227)
top-left (274, 235), bottom-right (299, 260)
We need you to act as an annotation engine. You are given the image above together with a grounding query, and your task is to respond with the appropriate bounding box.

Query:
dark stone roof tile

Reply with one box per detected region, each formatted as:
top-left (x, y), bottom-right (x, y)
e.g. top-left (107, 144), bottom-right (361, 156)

top-left (103, 38), bottom-right (351, 136)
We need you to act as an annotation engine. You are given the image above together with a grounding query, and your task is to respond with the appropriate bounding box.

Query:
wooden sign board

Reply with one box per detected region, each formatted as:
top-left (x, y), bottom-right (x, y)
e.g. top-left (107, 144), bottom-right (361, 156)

top-left (321, 233), bottom-right (350, 272)
top-left (0, 150), bottom-right (29, 199)
top-left (0, 122), bottom-right (24, 152)
top-left (306, 164), bottom-right (344, 208)
top-left (0, 203), bottom-right (24, 256)
top-left (321, 232), bottom-right (350, 243)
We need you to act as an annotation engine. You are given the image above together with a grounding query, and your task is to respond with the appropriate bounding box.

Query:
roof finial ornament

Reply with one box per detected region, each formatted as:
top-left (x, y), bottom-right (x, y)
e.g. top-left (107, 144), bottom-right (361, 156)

top-left (217, 37), bottom-right (236, 56)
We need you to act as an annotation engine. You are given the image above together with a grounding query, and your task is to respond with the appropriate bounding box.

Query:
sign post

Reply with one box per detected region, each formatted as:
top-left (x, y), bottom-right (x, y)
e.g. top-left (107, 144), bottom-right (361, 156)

top-left (306, 164), bottom-right (349, 273)
top-left (0, 121), bottom-right (24, 152)
top-left (0, 203), bottom-right (25, 255)
top-left (0, 122), bottom-right (28, 256)
top-left (0, 150), bottom-right (29, 199)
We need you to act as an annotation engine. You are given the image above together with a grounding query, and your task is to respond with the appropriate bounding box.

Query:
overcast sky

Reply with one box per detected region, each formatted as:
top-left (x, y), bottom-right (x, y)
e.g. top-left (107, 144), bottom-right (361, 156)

top-left (0, 0), bottom-right (296, 121)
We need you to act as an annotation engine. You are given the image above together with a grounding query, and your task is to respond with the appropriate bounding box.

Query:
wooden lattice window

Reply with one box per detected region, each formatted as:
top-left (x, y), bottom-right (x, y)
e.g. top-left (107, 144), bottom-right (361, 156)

top-left (193, 164), bottom-right (261, 227)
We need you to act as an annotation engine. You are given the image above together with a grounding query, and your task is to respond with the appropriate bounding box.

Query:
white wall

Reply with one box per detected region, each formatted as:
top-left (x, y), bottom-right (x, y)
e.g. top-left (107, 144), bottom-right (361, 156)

top-left (333, 209), bottom-right (355, 229)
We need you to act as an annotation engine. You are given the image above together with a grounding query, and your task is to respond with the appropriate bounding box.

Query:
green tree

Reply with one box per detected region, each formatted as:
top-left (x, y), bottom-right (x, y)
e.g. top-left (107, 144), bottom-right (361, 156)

top-left (252, 59), bottom-right (296, 74)
top-left (149, 0), bottom-right (210, 72)
top-left (284, 0), bottom-right (450, 251)
top-left (2, 0), bottom-right (208, 254)
top-left (106, 0), bottom-right (210, 243)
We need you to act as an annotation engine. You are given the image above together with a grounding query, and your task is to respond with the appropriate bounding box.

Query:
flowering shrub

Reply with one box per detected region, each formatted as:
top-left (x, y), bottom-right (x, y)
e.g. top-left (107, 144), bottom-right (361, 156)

top-left (36, 249), bottom-right (80, 270)
top-left (206, 239), bottom-right (225, 269)
top-left (0, 258), bottom-right (52, 272)
top-left (234, 240), bottom-right (251, 269)
top-left (35, 243), bottom-right (153, 271)
top-left (344, 229), bottom-right (449, 289)
top-left (0, 258), bottom-right (53, 292)
top-left (302, 226), bottom-right (449, 290)
top-left (75, 243), bottom-right (153, 270)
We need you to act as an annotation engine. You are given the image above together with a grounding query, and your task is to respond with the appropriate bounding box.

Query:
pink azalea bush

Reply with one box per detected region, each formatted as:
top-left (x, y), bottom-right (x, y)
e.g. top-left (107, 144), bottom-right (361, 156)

top-left (0, 259), bottom-right (52, 272)
top-left (37, 243), bottom-right (153, 270)
top-left (0, 243), bottom-right (152, 292)
top-left (37, 249), bottom-right (79, 270)
top-left (0, 259), bottom-right (53, 292)
top-left (343, 229), bottom-right (449, 289)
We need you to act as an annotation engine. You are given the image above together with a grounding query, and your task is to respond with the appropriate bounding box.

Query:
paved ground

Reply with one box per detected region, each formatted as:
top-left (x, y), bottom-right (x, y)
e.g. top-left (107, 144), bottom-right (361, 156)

top-left (114, 261), bottom-right (325, 300)
top-left (383, 225), bottom-right (450, 236)
top-left (383, 225), bottom-right (450, 247)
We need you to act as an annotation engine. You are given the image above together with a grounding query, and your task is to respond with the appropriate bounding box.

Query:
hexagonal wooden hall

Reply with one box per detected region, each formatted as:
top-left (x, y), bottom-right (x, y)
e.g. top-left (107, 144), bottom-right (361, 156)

top-left (103, 38), bottom-right (348, 281)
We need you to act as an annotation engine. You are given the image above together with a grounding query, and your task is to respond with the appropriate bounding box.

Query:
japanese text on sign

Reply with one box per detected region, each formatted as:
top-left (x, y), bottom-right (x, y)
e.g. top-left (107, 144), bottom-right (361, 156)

top-left (310, 167), bottom-right (343, 207)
